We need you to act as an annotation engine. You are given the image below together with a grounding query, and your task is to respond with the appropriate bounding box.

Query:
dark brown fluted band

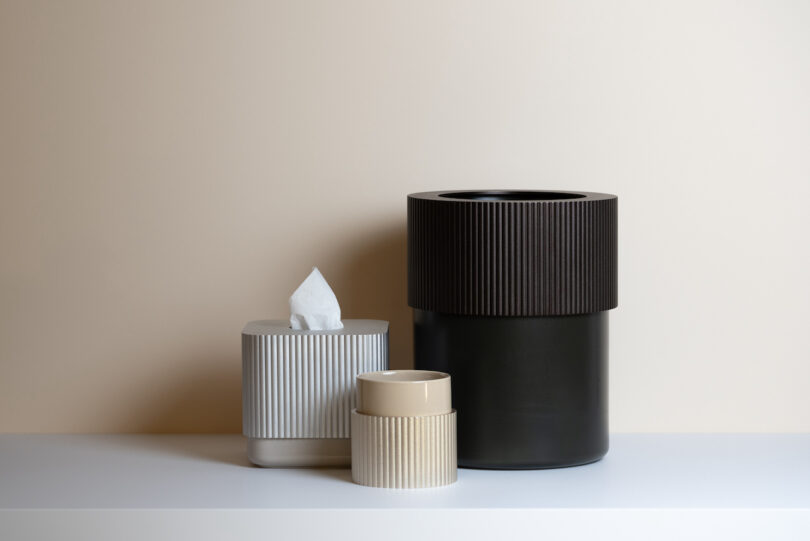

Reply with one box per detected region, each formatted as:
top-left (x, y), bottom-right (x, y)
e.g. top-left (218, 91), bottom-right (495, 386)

top-left (407, 190), bottom-right (617, 316)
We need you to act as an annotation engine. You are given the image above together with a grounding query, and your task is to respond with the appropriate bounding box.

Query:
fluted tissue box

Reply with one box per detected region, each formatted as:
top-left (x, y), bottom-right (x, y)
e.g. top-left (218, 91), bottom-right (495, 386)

top-left (242, 319), bottom-right (389, 466)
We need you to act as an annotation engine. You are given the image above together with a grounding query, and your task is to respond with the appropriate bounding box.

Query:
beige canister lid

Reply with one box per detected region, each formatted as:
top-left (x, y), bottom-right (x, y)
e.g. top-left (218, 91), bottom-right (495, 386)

top-left (356, 370), bottom-right (451, 417)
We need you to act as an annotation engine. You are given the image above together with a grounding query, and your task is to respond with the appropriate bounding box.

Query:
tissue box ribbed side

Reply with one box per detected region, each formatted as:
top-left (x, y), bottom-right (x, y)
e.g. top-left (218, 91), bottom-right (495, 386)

top-left (242, 332), bottom-right (388, 439)
top-left (351, 411), bottom-right (457, 489)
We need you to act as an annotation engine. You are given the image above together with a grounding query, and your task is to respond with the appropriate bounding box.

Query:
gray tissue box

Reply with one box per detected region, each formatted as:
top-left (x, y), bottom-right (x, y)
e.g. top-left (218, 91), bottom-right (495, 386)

top-left (242, 319), bottom-right (389, 466)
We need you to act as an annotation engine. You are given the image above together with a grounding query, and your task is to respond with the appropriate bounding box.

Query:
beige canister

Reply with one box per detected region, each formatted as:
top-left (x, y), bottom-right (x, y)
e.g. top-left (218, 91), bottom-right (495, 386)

top-left (351, 370), bottom-right (457, 488)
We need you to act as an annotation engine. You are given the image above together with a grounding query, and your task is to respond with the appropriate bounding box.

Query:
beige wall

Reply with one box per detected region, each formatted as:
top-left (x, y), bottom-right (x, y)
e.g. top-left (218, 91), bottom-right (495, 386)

top-left (1, 0), bottom-right (809, 433)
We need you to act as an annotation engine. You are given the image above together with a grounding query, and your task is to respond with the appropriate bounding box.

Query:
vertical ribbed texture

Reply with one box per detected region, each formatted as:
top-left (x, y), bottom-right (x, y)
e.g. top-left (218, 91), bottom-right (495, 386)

top-left (242, 330), bottom-right (388, 439)
top-left (408, 191), bottom-right (618, 316)
top-left (351, 411), bottom-right (457, 489)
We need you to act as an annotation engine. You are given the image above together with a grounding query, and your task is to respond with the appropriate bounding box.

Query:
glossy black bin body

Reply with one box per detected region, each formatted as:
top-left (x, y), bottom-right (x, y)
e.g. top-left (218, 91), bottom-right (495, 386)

top-left (414, 310), bottom-right (608, 469)
top-left (408, 190), bottom-right (618, 470)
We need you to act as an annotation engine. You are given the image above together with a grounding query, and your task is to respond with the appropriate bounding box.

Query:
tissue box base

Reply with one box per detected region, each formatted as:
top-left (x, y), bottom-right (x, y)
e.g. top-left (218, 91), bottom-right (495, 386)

top-left (247, 438), bottom-right (350, 467)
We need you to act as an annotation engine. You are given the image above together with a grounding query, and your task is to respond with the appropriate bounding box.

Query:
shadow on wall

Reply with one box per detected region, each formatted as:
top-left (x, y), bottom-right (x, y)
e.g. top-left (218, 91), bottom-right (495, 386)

top-left (127, 358), bottom-right (243, 433)
top-left (331, 222), bottom-right (412, 370)
top-left (128, 222), bottom-right (411, 433)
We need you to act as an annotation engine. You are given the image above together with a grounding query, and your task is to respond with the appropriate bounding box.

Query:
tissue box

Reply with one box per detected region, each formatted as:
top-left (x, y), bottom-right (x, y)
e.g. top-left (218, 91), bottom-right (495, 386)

top-left (242, 319), bottom-right (389, 467)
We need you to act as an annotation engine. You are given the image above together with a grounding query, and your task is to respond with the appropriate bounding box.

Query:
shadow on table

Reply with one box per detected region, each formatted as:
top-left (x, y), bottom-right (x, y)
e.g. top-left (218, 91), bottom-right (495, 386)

top-left (99, 436), bottom-right (356, 480)
top-left (94, 434), bottom-right (252, 468)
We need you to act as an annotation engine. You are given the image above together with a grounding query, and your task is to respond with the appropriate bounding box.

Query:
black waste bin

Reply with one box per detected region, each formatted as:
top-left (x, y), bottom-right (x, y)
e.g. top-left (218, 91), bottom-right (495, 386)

top-left (408, 190), bottom-right (618, 469)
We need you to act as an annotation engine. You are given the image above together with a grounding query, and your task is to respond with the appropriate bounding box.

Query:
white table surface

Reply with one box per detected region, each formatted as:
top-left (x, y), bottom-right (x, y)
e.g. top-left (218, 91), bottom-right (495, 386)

top-left (1, 434), bottom-right (808, 540)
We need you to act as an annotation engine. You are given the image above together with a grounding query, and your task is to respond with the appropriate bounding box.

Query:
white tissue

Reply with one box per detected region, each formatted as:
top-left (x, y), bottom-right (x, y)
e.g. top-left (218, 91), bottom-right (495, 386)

top-left (289, 267), bottom-right (344, 331)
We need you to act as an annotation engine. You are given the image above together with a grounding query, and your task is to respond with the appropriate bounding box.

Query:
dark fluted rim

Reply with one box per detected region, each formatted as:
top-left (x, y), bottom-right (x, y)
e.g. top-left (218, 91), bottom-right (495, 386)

top-left (410, 189), bottom-right (615, 202)
top-left (408, 189), bottom-right (618, 316)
